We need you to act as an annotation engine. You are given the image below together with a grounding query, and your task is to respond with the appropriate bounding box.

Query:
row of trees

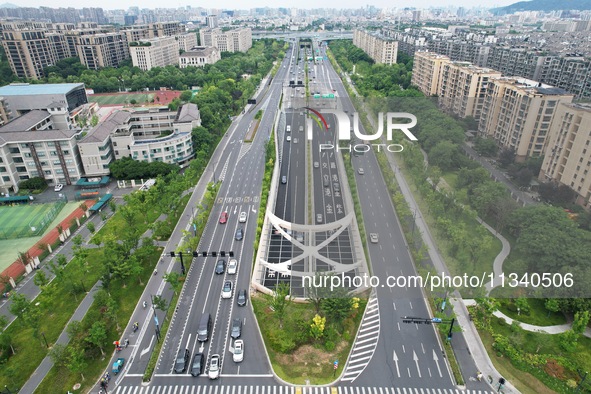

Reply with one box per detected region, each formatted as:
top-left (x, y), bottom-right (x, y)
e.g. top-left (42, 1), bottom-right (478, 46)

top-left (329, 40), bottom-right (420, 97)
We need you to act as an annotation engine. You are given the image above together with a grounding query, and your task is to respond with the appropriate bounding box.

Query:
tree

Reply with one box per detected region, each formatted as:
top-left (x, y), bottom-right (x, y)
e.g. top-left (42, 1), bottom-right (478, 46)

top-left (164, 271), bottom-right (183, 295)
top-left (514, 297), bottom-right (530, 314)
top-left (545, 298), bottom-right (560, 317)
top-left (320, 280), bottom-right (352, 325)
top-left (16, 251), bottom-right (31, 268)
top-left (85, 321), bottom-right (108, 356)
top-left (90, 114), bottom-right (99, 127)
top-left (66, 320), bottom-right (83, 343)
top-left (429, 141), bottom-right (460, 171)
top-left (87, 222), bottom-right (96, 234)
top-left (179, 90), bottom-right (193, 101)
top-left (49, 343), bottom-right (69, 367)
top-left (33, 270), bottom-right (49, 289)
top-left (473, 137), bottom-right (498, 157)
top-left (465, 228), bottom-right (492, 270)
top-left (270, 282), bottom-right (292, 328)
top-left (498, 148), bottom-right (515, 167)
top-left (306, 273), bottom-right (331, 313)
top-left (67, 345), bottom-right (87, 380)
top-left (152, 295), bottom-right (168, 311)
top-left (8, 293), bottom-right (41, 338)
top-left (572, 311), bottom-right (590, 335)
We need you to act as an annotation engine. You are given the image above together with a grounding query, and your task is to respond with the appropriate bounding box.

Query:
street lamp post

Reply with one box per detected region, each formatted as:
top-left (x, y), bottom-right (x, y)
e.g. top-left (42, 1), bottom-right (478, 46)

top-left (41, 331), bottom-right (49, 348)
top-left (150, 294), bottom-right (161, 343)
top-left (5, 384), bottom-right (12, 394)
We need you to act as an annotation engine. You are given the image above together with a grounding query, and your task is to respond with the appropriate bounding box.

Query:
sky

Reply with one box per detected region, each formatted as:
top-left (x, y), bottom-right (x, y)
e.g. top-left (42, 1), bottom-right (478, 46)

top-left (8, 0), bottom-right (519, 11)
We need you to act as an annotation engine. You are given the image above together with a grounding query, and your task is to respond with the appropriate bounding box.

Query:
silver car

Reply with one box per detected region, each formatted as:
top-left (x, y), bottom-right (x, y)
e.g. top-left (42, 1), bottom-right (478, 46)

top-left (208, 354), bottom-right (220, 379)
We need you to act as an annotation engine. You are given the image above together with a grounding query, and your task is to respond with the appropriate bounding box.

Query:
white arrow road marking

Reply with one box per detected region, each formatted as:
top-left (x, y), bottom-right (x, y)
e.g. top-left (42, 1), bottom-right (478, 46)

top-left (433, 349), bottom-right (443, 377)
top-left (234, 206), bottom-right (238, 214)
top-left (140, 335), bottom-right (154, 358)
top-left (393, 350), bottom-right (400, 377)
top-left (413, 350), bottom-right (422, 378)
top-left (251, 204), bottom-right (256, 214)
top-left (199, 342), bottom-right (205, 353)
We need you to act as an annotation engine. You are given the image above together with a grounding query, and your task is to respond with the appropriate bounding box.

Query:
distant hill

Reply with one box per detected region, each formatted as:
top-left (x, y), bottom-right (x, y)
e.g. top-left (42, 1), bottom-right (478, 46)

top-left (0, 3), bottom-right (19, 8)
top-left (492, 0), bottom-right (591, 14)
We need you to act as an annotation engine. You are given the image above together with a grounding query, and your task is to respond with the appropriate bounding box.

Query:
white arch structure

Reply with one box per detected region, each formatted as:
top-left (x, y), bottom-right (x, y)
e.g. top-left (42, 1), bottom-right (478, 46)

top-left (259, 209), bottom-right (363, 276)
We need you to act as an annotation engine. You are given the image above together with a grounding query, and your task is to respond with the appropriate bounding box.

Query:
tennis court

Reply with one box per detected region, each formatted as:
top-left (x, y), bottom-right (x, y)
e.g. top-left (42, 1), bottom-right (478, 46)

top-left (88, 92), bottom-right (155, 105)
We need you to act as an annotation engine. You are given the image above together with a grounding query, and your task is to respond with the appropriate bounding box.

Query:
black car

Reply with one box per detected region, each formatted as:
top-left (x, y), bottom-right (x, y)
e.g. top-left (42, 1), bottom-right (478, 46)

top-left (231, 318), bottom-right (242, 339)
top-left (190, 353), bottom-right (205, 377)
top-left (215, 259), bottom-right (226, 274)
top-left (174, 349), bottom-right (190, 373)
top-left (235, 227), bottom-right (244, 241)
top-left (237, 289), bottom-right (247, 307)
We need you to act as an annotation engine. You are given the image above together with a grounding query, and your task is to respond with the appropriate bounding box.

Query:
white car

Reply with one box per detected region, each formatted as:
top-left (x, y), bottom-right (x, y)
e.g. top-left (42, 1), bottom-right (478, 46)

top-left (286, 136), bottom-right (291, 142)
top-left (54, 184), bottom-right (64, 192)
top-left (222, 281), bottom-right (233, 299)
top-left (358, 168), bottom-right (365, 175)
top-left (370, 233), bottom-right (379, 243)
top-left (228, 259), bottom-right (238, 275)
top-left (233, 340), bottom-right (244, 363)
top-left (208, 354), bottom-right (220, 379)
top-left (239, 212), bottom-right (247, 223)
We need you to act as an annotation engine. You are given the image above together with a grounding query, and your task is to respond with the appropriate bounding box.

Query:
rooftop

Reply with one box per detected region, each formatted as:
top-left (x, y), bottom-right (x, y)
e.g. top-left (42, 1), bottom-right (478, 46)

top-left (0, 110), bottom-right (51, 132)
top-left (79, 111), bottom-right (131, 144)
top-left (0, 83), bottom-right (85, 96)
top-left (176, 103), bottom-right (200, 123)
top-left (0, 129), bottom-right (80, 147)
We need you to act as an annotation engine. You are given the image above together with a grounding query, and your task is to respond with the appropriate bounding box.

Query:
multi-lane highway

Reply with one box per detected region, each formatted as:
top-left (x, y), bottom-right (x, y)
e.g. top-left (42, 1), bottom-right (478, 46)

top-left (108, 38), bottom-right (494, 394)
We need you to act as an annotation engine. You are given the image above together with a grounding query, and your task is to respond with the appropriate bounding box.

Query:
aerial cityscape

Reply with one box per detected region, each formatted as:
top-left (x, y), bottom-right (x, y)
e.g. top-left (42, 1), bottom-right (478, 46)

top-left (0, 1), bottom-right (590, 394)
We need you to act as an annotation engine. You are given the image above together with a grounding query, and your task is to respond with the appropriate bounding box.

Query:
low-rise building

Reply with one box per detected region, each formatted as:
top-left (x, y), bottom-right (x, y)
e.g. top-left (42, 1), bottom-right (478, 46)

top-left (78, 104), bottom-right (201, 176)
top-left (179, 46), bottom-right (221, 68)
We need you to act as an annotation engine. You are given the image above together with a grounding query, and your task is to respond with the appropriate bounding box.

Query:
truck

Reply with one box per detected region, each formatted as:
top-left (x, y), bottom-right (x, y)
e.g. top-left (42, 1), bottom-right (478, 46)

top-left (112, 358), bottom-right (125, 375)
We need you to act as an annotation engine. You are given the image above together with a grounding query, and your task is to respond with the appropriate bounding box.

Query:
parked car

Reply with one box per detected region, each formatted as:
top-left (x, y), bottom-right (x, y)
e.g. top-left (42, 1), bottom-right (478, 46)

top-left (54, 184), bottom-right (64, 192)
top-left (233, 340), bottom-right (244, 363)
top-left (237, 289), bottom-right (247, 306)
top-left (228, 259), bottom-right (238, 275)
top-left (231, 318), bottom-right (242, 339)
top-left (215, 259), bottom-right (226, 274)
top-left (190, 353), bottom-right (205, 376)
top-left (208, 354), bottom-right (220, 379)
top-left (174, 349), bottom-right (190, 374)
top-left (222, 281), bottom-right (233, 299)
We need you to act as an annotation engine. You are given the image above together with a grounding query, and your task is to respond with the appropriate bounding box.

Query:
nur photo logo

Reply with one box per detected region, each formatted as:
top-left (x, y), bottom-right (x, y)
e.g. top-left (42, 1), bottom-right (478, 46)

top-left (304, 107), bottom-right (418, 153)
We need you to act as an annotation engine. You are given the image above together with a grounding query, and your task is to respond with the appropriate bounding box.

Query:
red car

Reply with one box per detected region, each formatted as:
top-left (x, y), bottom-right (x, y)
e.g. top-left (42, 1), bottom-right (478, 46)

top-left (219, 212), bottom-right (228, 224)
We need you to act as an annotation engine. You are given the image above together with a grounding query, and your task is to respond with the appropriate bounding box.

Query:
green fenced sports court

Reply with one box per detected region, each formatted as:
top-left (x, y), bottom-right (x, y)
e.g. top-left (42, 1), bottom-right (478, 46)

top-left (88, 93), bottom-right (155, 105)
top-left (0, 200), bottom-right (65, 240)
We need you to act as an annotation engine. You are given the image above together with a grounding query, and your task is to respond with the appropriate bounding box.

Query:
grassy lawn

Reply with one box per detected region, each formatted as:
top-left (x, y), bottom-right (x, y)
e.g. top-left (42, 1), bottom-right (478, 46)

top-left (252, 293), bottom-right (366, 385)
top-left (34, 247), bottom-right (162, 393)
top-left (0, 248), bottom-right (105, 389)
top-left (92, 203), bottom-right (160, 244)
top-left (497, 298), bottom-right (567, 326)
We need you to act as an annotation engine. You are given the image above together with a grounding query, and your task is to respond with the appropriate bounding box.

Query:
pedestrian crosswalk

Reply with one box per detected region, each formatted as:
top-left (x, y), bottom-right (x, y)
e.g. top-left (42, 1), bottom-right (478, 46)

top-left (113, 385), bottom-right (495, 394)
top-left (342, 291), bottom-right (380, 382)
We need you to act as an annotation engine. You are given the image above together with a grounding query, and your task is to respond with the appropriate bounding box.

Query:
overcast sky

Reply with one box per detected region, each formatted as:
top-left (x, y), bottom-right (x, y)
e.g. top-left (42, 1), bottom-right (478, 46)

top-left (9, 0), bottom-right (518, 11)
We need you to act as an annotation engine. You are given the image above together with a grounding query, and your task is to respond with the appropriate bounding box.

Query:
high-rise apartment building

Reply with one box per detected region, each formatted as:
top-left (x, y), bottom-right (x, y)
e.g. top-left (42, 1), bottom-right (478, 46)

top-left (206, 15), bottom-right (218, 28)
top-left (75, 32), bottom-right (129, 69)
top-left (411, 52), bottom-right (450, 96)
top-left (539, 103), bottom-right (591, 209)
top-left (129, 36), bottom-right (179, 71)
top-left (177, 33), bottom-right (198, 52)
top-left (353, 29), bottom-right (398, 65)
top-left (478, 78), bottom-right (573, 161)
top-left (199, 28), bottom-right (252, 53)
top-left (438, 62), bottom-right (501, 121)
top-left (122, 22), bottom-right (183, 42)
